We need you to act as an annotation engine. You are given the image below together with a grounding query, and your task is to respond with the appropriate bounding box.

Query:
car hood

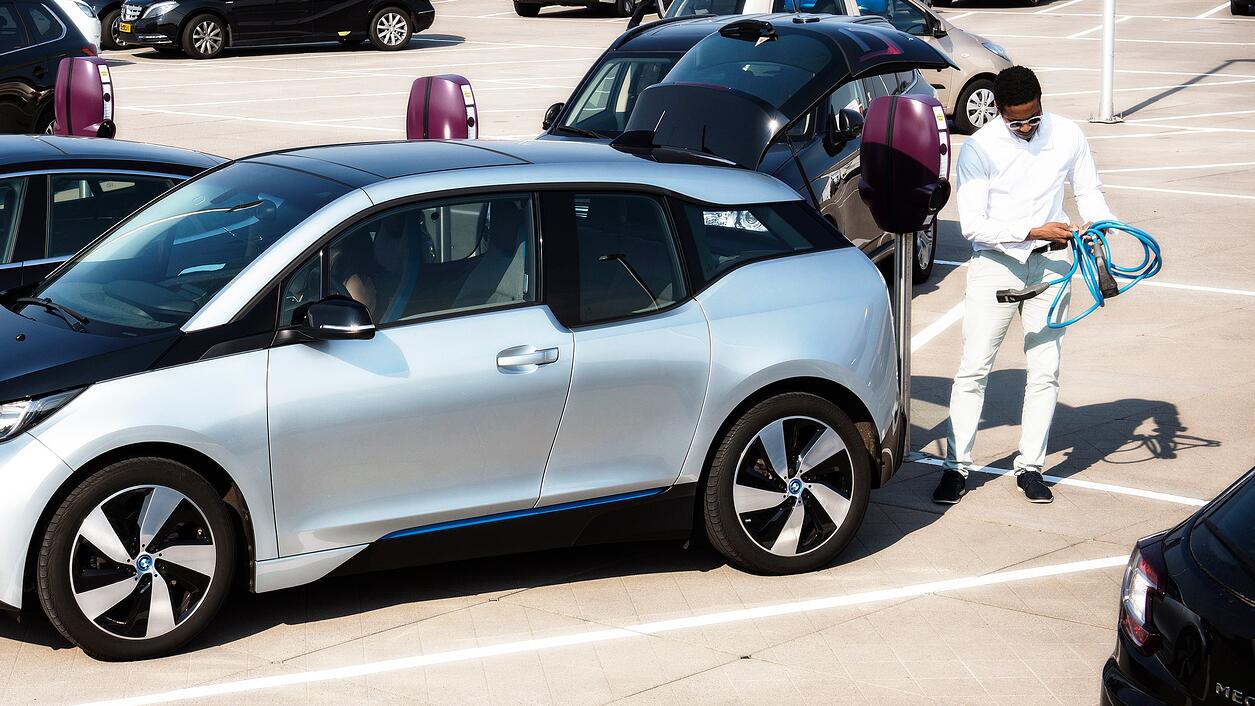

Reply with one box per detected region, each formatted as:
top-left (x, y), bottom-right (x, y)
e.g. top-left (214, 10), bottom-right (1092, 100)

top-left (0, 305), bottom-right (178, 402)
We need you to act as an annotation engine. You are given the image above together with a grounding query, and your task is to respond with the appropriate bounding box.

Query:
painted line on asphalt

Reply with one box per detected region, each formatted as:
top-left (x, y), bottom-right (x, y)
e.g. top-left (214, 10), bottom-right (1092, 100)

top-left (1196, 1), bottom-right (1230, 17)
top-left (1044, 77), bottom-right (1255, 97)
top-left (1033, 65), bottom-right (1255, 80)
top-left (935, 259), bottom-right (1255, 298)
top-left (946, 9), bottom-right (1255, 21)
top-left (1066, 14), bottom-right (1130, 39)
top-left (943, 10), bottom-right (977, 20)
top-left (911, 302), bottom-right (965, 354)
top-left (983, 33), bottom-right (1255, 47)
top-left (911, 456), bottom-right (1208, 506)
top-left (125, 107), bottom-right (405, 133)
top-left (1036, 0), bottom-right (1087, 13)
top-left (1099, 161), bottom-right (1255, 174)
top-left (1125, 108), bottom-right (1255, 123)
top-left (1104, 184), bottom-right (1255, 201)
top-left (77, 555), bottom-right (1129, 706)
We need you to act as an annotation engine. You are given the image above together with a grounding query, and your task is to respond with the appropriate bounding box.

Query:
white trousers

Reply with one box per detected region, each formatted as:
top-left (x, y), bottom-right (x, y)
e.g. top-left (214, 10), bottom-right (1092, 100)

top-left (945, 248), bottom-right (1072, 477)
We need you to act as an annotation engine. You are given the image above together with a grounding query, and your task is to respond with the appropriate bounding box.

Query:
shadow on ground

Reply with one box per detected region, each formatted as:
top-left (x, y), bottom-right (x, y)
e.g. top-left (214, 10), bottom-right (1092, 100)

top-left (132, 34), bottom-right (467, 60)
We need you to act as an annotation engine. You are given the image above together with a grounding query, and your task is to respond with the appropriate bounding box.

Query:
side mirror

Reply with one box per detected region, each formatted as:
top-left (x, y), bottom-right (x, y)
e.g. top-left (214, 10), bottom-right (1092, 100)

top-left (626, 0), bottom-right (659, 29)
top-left (858, 94), bottom-right (952, 234)
top-left (825, 107), bottom-right (864, 150)
top-left (407, 74), bottom-right (478, 140)
top-left (52, 57), bottom-right (116, 138)
top-left (930, 14), bottom-right (948, 37)
top-left (542, 102), bottom-right (564, 131)
top-left (296, 297), bottom-right (375, 341)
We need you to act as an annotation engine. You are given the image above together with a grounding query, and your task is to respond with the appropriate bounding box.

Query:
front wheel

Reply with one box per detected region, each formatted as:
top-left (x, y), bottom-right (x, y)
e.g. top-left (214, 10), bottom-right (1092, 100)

top-left (370, 7), bottom-right (412, 50)
top-left (36, 458), bottom-right (236, 661)
top-left (955, 78), bottom-right (997, 135)
top-left (703, 393), bottom-right (872, 575)
top-left (514, 1), bottom-right (541, 15)
top-left (913, 220), bottom-right (937, 284)
top-left (181, 14), bottom-right (226, 59)
top-left (615, 0), bottom-right (638, 16)
top-left (100, 8), bottom-right (123, 50)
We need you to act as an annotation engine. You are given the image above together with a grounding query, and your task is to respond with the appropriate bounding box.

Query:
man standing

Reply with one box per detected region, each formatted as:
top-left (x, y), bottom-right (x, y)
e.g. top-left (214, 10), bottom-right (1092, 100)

top-left (932, 65), bottom-right (1116, 505)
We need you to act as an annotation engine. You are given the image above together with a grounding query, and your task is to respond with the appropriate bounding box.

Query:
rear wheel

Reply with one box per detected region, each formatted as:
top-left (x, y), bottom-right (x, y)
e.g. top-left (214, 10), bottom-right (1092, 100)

top-left (100, 8), bottom-right (123, 50)
top-left (703, 393), bottom-right (871, 575)
top-left (182, 14), bottom-right (226, 59)
top-left (36, 458), bottom-right (236, 661)
top-left (913, 220), bottom-right (937, 284)
top-left (955, 78), bottom-right (996, 135)
top-left (616, 0), bottom-right (637, 16)
top-left (369, 7), bottom-right (412, 50)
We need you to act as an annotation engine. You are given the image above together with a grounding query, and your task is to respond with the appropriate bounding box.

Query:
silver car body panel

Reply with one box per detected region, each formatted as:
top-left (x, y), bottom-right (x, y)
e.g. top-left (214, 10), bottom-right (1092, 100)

top-left (0, 434), bottom-right (74, 608)
top-left (253, 544), bottom-right (368, 593)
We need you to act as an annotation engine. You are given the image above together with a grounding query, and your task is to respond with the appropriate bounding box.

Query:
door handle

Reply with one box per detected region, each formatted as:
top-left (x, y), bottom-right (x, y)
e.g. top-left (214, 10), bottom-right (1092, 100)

top-left (496, 346), bottom-right (559, 369)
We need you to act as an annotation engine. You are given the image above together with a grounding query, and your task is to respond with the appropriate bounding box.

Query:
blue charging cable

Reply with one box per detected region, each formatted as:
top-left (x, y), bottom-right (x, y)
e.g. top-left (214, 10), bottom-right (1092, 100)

top-left (1044, 220), bottom-right (1162, 328)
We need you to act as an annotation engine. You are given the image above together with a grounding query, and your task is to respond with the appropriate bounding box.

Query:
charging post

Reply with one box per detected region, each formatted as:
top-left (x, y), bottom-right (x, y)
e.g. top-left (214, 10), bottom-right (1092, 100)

top-left (1091, 0), bottom-right (1121, 124)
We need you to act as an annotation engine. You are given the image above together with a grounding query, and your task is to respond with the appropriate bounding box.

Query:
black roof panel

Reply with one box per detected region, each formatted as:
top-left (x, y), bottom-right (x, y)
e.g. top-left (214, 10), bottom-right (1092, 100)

top-left (0, 136), bottom-right (223, 175)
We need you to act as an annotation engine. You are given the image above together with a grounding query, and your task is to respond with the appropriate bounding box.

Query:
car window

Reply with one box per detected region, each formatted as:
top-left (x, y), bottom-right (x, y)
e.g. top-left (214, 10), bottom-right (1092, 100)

top-left (284, 193), bottom-right (536, 327)
top-left (1190, 477), bottom-right (1255, 601)
top-left (19, 2), bottom-right (63, 44)
top-left (895, 70), bottom-right (916, 93)
top-left (664, 0), bottom-right (753, 17)
top-left (0, 4), bottom-right (29, 52)
top-left (862, 73), bottom-right (890, 105)
top-left (856, 0), bottom-right (928, 35)
top-left (781, 0), bottom-right (848, 12)
top-left (569, 193), bottom-right (685, 324)
top-left (562, 56), bottom-right (676, 137)
top-left (0, 177), bottom-right (25, 264)
top-left (47, 174), bottom-right (179, 259)
top-left (829, 80), bottom-right (865, 115)
top-left (681, 202), bottom-right (839, 281)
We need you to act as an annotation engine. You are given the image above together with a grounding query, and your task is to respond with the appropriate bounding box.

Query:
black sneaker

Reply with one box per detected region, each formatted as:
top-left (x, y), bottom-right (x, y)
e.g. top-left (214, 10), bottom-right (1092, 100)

top-left (932, 470), bottom-right (966, 505)
top-left (1017, 471), bottom-right (1054, 503)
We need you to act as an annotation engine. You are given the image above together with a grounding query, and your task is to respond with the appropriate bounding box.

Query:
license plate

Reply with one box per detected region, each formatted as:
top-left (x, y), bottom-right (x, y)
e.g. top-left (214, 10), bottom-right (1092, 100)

top-left (119, 22), bottom-right (132, 33)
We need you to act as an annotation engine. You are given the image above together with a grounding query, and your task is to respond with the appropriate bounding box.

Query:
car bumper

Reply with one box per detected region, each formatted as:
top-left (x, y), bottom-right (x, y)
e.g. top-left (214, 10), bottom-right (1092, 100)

top-left (1101, 657), bottom-right (1170, 706)
top-left (415, 9), bottom-right (435, 32)
top-left (0, 433), bottom-right (75, 611)
top-left (117, 16), bottom-right (179, 46)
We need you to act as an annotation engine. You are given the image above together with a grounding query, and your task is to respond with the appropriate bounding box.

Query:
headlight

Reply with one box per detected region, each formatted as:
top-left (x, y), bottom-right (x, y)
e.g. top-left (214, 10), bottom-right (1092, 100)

top-left (0, 389), bottom-right (84, 443)
top-left (73, 0), bottom-right (95, 17)
top-left (143, 1), bottom-right (178, 18)
top-left (982, 41), bottom-right (1011, 63)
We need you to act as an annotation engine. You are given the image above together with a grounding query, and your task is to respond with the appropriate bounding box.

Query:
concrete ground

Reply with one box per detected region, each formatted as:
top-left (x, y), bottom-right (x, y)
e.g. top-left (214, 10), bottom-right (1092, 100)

top-left (3, 0), bottom-right (1254, 703)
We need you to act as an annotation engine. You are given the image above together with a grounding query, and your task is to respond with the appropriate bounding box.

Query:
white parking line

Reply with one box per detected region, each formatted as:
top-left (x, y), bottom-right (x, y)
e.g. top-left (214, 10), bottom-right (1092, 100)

top-left (947, 8), bottom-right (1255, 21)
top-left (1037, 0), bottom-right (1087, 13)
top-left (911, 456), bottom-right (1208, 506)
top-left (126, 107), bottom-right (405, 133)
top-left (942, 9), bottom-right (976, 20)
top-left (911, 302), bottom-right (966, 354)
top-left (1066, 14), bottom-right (1130, 39)
top-left (1125, 108), bottom-right (1255, 123)
top-left (935, 259), bottom-right (1255, 298)
top-left (1045, 77), bottom-right (1255, 97)
top-left (1104, 184), bottom-right (1255, 201)
top-left (76, 555), bottom-right (1129, 706)
top-left (1034, 66), bottom-right (1255, 81)
top-left (1100, 161), bottom-right (1255, 173)
top-left (984, 33), bottom-right (1255, 47)
top-left (1196, 1), bottom-right (1230, 17)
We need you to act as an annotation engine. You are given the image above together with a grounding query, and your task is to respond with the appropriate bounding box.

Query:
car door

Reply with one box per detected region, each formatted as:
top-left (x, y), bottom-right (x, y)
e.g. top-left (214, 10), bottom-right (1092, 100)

top-left (267, 192), bottom-right (575, 556)
top-left (0, 175), bottom-right (27, 289)
top-left (227, 0), bottom-right (280, 43)
top-left (537, 191), bottom-right (709, 505)
top-left (812, 79), bottom-right (874, 250)
top-left (1, 1), bottom-right (63, 134)
top-left (268, 0), bottom-right (333, 42)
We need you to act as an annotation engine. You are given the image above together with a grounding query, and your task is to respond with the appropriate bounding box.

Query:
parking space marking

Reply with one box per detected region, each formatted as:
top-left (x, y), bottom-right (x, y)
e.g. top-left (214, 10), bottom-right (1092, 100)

top-left (943, 10), bottom-right (977, 20)
top-left (1045, 77), bottom-right (1255, 97)
top-left (935, 259), bottom-right (1255, 298)
top-left (1034, 66), bottom-right (1255, 81)
top-left (77, 555), bottom-right (1129, 706)
top-left (911, 302), bottom-right (966, 354)
top-left (1104, 183), bottom-right (1255, 201)
top-left (1066, 14), bottom-right (1131, 39)
top-left (944, 8), bottom-right (1255, 21)
top-left (985, 33), bottom-right (1255, 47)
top-left (1037, 0), bottom-right (1087, 13)
top-left (1196, 1), bottom-right (1230, 17)
top-left (1100, 161), bottom-right (1255, 173)
top-left (912, 456), bottom-right (1209, 506)
top-left (126, 107), bottom-right (405, 133)
top-left (1125, 108), bottom-right (1255, 123)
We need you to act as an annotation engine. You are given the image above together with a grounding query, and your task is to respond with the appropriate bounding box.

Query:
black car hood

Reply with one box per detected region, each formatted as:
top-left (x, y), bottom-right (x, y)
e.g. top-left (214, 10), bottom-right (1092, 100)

top-left (0, 305), bottom-right (179, 402)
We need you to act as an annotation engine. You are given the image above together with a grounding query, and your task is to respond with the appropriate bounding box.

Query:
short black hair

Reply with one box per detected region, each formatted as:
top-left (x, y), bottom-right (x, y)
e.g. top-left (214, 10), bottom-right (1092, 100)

top-left (993, 66), bottom-right (1042, 110)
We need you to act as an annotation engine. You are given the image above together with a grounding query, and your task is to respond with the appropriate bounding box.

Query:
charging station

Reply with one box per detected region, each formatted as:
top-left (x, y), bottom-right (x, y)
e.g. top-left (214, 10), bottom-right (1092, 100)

top-left (406, 75), bottom-right (478, 140)
top-left (51, 56), bottom-right (116, 139)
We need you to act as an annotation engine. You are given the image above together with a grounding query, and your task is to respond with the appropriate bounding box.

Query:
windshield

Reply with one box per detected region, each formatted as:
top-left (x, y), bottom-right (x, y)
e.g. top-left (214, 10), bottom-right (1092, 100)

top-left (559, 55), bottom-right (677, 137)
top-left (1190, 474), bottom-right (1255, 602)
top-left (31, 162), bottom-right (352, 335)
top-left (665, 0), bottom-right (849, 17)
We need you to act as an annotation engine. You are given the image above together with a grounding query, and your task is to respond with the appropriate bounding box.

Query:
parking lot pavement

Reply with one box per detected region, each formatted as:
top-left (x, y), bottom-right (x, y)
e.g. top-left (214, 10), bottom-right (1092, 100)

top-left (2, 1), bottom-right (1253, 703)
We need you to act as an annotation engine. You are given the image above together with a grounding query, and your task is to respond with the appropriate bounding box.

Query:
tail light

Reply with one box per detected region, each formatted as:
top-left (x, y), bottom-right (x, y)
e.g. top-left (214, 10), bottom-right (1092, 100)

top-left (1121, 540), bottom-right (1166, 653)
top-left (82, 45), bottom-right (98, 56)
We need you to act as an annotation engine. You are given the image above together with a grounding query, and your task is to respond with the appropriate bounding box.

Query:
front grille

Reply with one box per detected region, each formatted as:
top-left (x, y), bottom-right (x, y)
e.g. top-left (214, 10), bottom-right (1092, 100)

top-left (121, 4), bottom-right (141, 21)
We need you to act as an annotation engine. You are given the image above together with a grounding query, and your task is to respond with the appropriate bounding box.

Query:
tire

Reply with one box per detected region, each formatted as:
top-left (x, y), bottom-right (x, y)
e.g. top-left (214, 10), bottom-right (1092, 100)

top-left (514, 1), bottom-right (541, 15)
top-left (35, 458), bottom-right (236, 661)
top-left (703, 392), bottom-right (872, 575)
top-left (100, 8), bottom-right (122, 50)
top-left (369, 7), bottom-right (412, 50)
top-left (33, 105), bottom-right (55, 135)
top-left (615, 0), bottom-right (637, 16)
top-left (913, 220), bottom-right (937, 284)
top-left (954, 78), bottom-right (996, 135)
top-left (181, 14), bottom-right (226, 59)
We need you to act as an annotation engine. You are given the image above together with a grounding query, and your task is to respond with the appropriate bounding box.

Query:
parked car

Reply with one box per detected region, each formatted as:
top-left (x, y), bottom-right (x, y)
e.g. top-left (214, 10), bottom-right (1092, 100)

top-left (87, 0), bottom-right (123, 49)
top-left (115, 0), bottom-right (436, 59)
top-left (513, 0), bottom-right (639, 18)
top-left (52, 0), bottom-right (100, 48)
top-left (1231, 0), bottom-right (1251, 14)
top-left (540, 14), bottom-right (941, 281)
top-left (0, 0), bottom-right (96, 134)
top-left (1102, 467), bottom-right (1255, 706)
top-left (662, 0), bottom-right (858, 17)
top-left (0, 135), bottom-right (222, 291)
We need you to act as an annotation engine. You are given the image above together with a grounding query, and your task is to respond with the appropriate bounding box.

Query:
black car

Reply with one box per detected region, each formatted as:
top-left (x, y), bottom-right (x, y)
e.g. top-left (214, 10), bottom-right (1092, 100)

top-left (1102, 467), bottom-right (1255, 706)
top-left (115, 0), bottom-right (435, 59)
top-left (0, 135), bottom-right (222, 291)
top-left (1, 0), bottom-right (95, 134)
top-left (540, 14), bottom-right (940, 282)
top-left (87, 0), bottom-right (123, 49)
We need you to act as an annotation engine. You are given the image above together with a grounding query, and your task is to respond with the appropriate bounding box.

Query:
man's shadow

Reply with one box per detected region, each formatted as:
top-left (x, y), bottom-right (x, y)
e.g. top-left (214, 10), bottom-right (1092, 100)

top-left (911, 370), bottom-right (1220, 493)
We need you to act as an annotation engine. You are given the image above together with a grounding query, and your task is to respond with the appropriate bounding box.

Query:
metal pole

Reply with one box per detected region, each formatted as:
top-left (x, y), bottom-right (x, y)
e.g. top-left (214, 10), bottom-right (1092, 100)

top-left (893, 231), bottom-right (913, 458)
top-left (1091, 0), bottom-right (1121, 123)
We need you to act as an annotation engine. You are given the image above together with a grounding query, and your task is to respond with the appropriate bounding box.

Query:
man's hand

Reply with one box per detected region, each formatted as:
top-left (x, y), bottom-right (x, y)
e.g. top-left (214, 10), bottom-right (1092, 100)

top-left (1029, 222), bottom-right (1074, 243)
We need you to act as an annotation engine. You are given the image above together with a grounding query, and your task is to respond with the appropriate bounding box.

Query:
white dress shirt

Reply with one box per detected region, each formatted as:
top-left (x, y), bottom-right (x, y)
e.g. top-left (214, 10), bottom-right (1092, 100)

top-left (954, 113), bottom-right (1116, 263)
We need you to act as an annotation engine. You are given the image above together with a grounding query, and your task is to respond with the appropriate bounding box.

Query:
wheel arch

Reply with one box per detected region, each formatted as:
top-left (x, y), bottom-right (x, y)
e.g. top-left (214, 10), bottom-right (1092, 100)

top-left (953, 72), bottom-right (998, 116)
top-left (179, 10), bottom-right (234, 48)
top-left (367, 1), bottom-right (419, 27)
top-left (24, 442), bottom-right (259, 602)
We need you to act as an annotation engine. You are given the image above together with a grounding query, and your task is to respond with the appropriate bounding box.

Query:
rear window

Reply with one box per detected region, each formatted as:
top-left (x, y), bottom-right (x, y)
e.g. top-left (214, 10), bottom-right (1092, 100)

top-left (1190, 473), bottom-right (1255, 601)
top-left (680, 202), bottom-right (843, 281)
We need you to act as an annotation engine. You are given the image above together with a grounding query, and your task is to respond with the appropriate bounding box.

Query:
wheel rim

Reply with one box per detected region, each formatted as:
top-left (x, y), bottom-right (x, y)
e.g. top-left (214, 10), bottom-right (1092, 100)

top-left (376, 12), bottom-right (409, 46)
top-left (916, 222), bottom-right (935, 270)
top-left (110, 17), bottom-right (121, 45)
top-left (192, 20), bottom-right (222, 55)
top-left (69, 485), bottom-right (216, 640)
top-left (732, 416), bottom-right (855, 557)
top-left (966, 87), bottom-right (997, 127)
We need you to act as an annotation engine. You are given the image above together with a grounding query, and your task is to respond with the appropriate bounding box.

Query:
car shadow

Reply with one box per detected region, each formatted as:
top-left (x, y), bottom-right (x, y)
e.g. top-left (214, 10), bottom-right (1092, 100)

top-left (129, 33), bottom-right (467, 60)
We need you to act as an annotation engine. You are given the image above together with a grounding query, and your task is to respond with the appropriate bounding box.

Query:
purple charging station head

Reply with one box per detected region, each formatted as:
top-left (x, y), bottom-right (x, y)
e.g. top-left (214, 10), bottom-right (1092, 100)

top-left (407, 74), bottom-right (478, 140)
top-left (858, 94), bottom-right (951, 234)
top-left (52, 56), bottom-right (116, 138)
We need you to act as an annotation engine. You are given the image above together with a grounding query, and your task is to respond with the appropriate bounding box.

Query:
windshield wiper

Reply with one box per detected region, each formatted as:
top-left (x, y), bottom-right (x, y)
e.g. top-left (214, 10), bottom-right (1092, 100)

top-left (550, 125), bottom-right (606, 139)
top-left (16, 297), bottom-right (90, 332)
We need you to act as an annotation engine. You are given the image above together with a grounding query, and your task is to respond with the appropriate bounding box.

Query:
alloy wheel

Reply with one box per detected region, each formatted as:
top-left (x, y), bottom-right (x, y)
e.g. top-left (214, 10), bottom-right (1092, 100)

top-left (192, 20), bottom-right (223, 56)
top-left (917, 222), bottom-right (935, 270)
top-left (69, 485), bottom-right (217, 640)
top-left (966, 87), bottom-right (997, 128)
top-left (376, 12), bottom-right (409, 47)
top-left (110, 17), bottom-right (122, 47)
top-left (731, 416), bottom-right (855, 557)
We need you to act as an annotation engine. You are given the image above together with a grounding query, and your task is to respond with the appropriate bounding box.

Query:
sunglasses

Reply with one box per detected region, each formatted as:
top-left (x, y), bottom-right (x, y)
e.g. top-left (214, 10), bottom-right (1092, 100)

top-left (1006, 114), bottom-right (1043, 130)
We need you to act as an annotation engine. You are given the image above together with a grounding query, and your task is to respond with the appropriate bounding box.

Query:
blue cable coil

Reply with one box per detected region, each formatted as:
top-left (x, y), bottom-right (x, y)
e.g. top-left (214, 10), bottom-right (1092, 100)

top-left (1046, 219), bottom-right (1162, 329)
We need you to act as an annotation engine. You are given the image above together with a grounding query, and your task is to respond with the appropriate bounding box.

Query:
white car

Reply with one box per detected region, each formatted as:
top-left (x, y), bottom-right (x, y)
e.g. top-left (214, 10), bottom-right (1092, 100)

top-left (54, 0), bottom-right (102, 48)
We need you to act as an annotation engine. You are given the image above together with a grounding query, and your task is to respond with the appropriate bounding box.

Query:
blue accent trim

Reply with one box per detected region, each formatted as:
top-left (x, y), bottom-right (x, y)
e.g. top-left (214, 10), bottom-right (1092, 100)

top-left (379, 488), bottom-right (667, 541)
